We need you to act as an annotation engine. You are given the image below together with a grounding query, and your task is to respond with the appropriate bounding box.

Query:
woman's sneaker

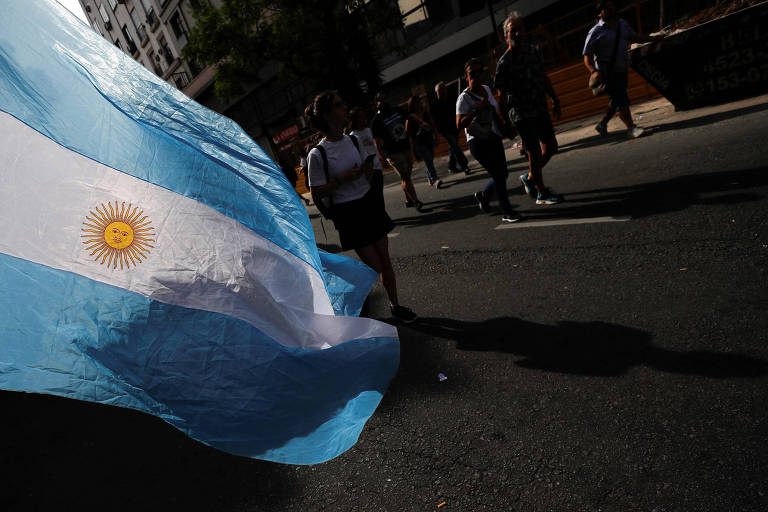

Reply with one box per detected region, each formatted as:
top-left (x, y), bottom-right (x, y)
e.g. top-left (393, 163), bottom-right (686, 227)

top-left (474, 191), bottom-right (490, 213)
top-left (520, 173), bottom-right (536, 198)
top-left (536, 191), bottom-right (564, 205)
top-left (629, 126), bottom-right (645, 138)
top-left (390, 305), bottom-right (418, 323)
top-left (502, 213), bottom-right (521, 223)
top-left (595, 123), bottom-right (608, 137)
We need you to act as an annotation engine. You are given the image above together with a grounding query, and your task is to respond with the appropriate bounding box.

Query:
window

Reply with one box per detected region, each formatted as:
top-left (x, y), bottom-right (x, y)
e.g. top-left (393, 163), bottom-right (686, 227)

top-left (141, 0), bottom-right (156, 26)
top-left (108, 0), bottom-right (118, 10)
top-left (130, 8), bottom-right (148, 42)
top-left (148, 49), bottom-right (164, 75)
top-left (98, 4), bottom-right (112, 30)
top-left (158, 36), bottom-right (174, 66)
top-left (122, 25), bottom-right (137, 53)
top-left (114, 39), bottom-right (122, 51)
top-left (169, 11), bottom-right (188, 46)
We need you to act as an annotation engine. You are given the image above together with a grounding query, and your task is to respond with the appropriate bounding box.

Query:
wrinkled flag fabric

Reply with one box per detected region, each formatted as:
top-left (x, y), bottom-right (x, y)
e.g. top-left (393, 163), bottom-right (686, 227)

top-left (0, 0), bottom-right (399, 465)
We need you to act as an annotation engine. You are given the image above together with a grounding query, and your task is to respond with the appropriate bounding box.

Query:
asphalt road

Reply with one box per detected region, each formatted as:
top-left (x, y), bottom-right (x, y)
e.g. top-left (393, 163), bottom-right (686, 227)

top-left (3, 94), bottom-right (767, 511)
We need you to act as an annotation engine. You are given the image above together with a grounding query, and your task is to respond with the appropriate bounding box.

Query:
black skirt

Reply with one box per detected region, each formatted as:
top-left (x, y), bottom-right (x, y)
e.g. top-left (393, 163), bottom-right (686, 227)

top-left (332, 172), bottom-right (394, 251)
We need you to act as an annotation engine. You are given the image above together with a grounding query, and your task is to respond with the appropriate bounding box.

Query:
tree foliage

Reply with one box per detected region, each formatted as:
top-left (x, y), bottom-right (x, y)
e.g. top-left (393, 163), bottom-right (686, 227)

top-left (184, 0), bottom-right (403, 104)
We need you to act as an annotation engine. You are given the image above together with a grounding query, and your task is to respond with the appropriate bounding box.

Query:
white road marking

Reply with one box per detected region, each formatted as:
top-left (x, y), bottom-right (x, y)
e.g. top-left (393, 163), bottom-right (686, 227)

top-left (495, 216), bottom-right (631, 230)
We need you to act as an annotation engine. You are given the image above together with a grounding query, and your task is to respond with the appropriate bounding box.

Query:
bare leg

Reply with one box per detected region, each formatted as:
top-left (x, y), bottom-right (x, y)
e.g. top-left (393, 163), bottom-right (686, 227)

top-left (355, 236), bottom-right (397, 304)
top-left (600, 104), bottom-right (616, 127)
top-left (617, 105), bottom-right (635, 129)
top-left (539, 137), bottom-right (558, 169)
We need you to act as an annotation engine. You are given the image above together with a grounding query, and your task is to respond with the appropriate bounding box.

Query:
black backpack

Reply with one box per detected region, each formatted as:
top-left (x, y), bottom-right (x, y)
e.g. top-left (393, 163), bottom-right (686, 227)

top-left (311, 134), bottom-right (359, 220)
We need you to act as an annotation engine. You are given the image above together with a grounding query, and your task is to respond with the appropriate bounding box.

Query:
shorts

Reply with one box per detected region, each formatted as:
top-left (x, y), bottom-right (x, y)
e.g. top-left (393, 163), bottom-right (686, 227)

top-left (385, 150), bottom-right (413, 179)
top-left (514, 113), bottom-right (556, 153)
top-left (332, 173), bottom-right (394, 251)
top-left (605, 71), bottom-right (630, 109)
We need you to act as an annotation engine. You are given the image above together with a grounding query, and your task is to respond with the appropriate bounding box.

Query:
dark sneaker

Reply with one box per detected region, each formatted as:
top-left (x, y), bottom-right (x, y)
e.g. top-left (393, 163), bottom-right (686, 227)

top-left (501, 213), bottom-right (521, 223)
top-left (474, 191), bottom-right (490, 213)
top-left (595, 123), bottom-right (608, 137)
top-left (405, 201), bottom-right (415, 208)
top-left (464, 168), bottom-right (472, 176)
top-left (390, 305), bottom-right (418, 323)
top-left (520, 173), bottom-right (536, 198)
top-left (415, 200), bottom-right (425, 212)
top-left (536, 191), bottom-right (564, 205)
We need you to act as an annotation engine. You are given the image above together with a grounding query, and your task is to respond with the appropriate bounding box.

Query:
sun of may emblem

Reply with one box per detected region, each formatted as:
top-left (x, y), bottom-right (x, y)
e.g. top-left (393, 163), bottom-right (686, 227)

top-left (81, 201), bottom-right (155, 269)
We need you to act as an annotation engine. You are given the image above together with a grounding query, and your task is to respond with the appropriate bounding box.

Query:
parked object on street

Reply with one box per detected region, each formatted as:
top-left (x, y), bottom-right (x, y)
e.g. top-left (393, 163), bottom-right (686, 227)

top-left (630, 1), bottom-right (768, 111)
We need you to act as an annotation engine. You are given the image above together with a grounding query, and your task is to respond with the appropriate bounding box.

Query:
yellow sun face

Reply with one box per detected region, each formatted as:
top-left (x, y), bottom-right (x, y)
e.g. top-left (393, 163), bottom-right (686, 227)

top-left (81, 201), bottom-right (155, 270)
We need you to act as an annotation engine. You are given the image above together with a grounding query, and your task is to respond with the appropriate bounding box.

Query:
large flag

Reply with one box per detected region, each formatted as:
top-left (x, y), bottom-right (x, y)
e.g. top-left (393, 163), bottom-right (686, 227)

top-left (0, 0), bottom-right (399, 464)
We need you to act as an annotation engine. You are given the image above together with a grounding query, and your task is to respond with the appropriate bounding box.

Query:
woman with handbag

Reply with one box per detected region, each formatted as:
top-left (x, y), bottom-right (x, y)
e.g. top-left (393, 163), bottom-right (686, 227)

top-left (406, 95), bottom-right (442, 188)
top-left (456, 58), bottom-right (520, 223)
top-left (583, 0), bottom-right (663, 138)
top-left (304, 91), bottom-right (417, 323)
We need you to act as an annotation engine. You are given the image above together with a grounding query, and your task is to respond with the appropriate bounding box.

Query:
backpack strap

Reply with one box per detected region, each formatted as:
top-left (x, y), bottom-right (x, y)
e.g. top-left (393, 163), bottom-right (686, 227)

top-left (348, 134), bottom-right (359, 152)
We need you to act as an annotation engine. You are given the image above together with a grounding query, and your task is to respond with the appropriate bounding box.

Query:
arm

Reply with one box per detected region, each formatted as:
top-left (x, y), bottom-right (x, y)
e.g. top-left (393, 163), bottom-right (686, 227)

top-left (310, 165), bottom-right (364, 198)
top-left (629, 33), bottom-right (663, 44)
top-left (540, 71), bottom-right (561, 120)
top-left (583, 54), bottom-right (599, 75)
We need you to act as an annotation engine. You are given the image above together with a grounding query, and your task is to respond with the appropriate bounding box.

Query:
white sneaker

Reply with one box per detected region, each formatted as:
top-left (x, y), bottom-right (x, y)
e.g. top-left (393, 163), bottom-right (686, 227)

top-left (629, 126), bottom-right (645, 138)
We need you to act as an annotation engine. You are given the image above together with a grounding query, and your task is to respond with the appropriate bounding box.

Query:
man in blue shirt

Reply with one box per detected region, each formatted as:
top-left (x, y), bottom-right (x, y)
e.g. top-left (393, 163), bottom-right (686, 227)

top-left (583, 0), bottom-right (663, 138)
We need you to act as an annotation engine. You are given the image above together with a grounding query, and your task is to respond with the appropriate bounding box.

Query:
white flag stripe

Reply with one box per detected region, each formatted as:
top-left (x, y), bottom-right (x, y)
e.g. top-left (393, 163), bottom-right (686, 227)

top-left (0, 111), bottom-right (396, 348)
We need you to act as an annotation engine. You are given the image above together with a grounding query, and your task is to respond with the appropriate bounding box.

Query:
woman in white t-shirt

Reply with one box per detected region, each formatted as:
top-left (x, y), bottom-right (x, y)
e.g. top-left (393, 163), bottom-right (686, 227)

top-left (304, 91), bottom-right (417, 323)
top-left (456, 58), bottom-right (520, 224)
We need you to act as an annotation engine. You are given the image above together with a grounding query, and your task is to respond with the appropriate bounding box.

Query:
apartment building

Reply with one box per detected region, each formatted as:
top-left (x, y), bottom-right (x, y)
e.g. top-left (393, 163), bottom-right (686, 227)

top-left (78, 0), bottom-right (212, 101)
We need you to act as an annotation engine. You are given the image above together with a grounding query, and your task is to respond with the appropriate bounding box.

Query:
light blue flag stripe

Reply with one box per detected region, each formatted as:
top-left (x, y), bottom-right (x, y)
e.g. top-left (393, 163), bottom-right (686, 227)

top-left (0, 252), bottom-right (398, 465)
top-left (0, 0), bottom-right (372, 312)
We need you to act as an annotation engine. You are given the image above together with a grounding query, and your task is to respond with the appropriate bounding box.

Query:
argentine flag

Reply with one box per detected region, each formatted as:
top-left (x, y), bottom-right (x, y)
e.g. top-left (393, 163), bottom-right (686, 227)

top-left (0, 0), bottom-right (399, 464)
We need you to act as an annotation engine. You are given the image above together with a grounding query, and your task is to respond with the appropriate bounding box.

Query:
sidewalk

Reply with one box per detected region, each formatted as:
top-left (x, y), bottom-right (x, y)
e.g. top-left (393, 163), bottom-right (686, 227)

top-left (300, 91), bottom-right (768, 203)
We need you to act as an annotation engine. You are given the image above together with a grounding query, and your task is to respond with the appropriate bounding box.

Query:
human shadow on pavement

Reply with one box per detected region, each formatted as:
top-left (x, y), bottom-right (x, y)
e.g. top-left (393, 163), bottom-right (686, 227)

top-left (0, 391), bottom-right (300, 512)
top-left (556, 102), bottom-right (768, 156)
top-left (401, 316), bottom-right (768, 378)
top-left (516, 166), bottom-right (767, 221)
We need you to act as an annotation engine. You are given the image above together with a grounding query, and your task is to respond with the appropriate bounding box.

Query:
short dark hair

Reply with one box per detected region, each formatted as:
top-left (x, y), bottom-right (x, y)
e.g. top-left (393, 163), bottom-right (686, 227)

top-left (596, 1), bottom-right (617, 14)
top-left (464, 57), bottom-right (482, 73)
top-left (303, 90), bottom-right (337, 133)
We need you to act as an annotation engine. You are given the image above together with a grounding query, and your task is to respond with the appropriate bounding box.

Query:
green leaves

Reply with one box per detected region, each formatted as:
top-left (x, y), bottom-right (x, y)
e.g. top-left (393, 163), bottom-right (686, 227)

top-left (183, 0), bottom-right (403, 103)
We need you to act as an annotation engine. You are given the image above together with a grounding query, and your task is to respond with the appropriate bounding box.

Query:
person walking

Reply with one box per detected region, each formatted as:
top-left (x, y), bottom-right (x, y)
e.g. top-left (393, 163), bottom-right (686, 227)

top-left (407, 95), bottom-right (442, 188)
top-left (371, 92), bottom-right (425, 211)
top-left (494, 11), bottom-right (563, 206)
top-left (431, 81), bottom-right (471, 175)
top-left (304, 91), bottom-right (417, 323)
top-left (457, 58), bottom-right (521, 224)
top-left (583, 0), bottom-right (663, 138)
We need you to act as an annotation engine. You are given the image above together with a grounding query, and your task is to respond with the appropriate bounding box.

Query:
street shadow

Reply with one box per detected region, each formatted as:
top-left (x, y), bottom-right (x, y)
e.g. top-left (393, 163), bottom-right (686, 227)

top-left (0, 391), bottom-right (299, 512)
top-left (317, 242), bottom-right (343, 253)
top-left (516, 166), bottom-right (767, 221)
top-left (393, 194), bottom-right (512, 227)
top-left (400, 316), bottom-right (768, 378)
top-left (649, 102), bottom-right (768, 134)
top-left (556, 102), bottom-right (768, 156)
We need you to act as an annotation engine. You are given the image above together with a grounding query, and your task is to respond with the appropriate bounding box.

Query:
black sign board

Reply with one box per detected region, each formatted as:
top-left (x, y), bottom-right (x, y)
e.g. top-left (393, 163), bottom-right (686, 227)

top-left (630, 2), bottom-right (768, 110)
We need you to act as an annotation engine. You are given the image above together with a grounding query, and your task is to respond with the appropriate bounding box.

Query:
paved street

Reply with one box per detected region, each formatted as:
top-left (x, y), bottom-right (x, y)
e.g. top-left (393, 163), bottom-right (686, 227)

top-left (3, 94), bottom-right (768, 511)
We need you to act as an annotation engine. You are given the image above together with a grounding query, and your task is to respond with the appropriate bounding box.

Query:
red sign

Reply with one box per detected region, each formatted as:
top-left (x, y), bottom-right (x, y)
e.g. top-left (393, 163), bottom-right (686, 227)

top-left (272, 124), bottom-right (299, 144)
